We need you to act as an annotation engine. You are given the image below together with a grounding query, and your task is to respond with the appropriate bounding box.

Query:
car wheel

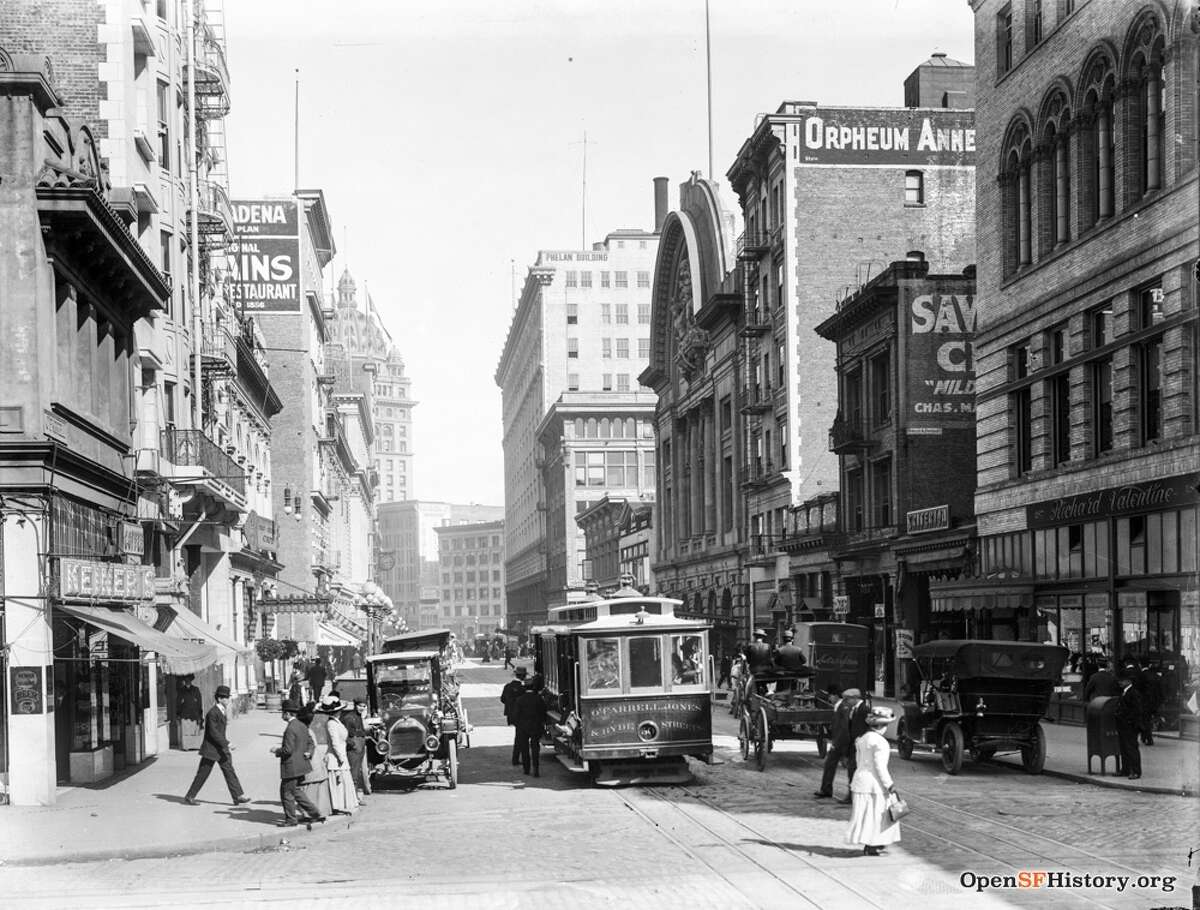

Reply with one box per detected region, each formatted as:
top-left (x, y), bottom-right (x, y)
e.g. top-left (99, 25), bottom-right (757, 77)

top-left (897, 720), bottom-right (914, 761)
top-left (1021, 724), bottom-right (1046, 774)
top-left (940, 722), bottom-right (964, 775)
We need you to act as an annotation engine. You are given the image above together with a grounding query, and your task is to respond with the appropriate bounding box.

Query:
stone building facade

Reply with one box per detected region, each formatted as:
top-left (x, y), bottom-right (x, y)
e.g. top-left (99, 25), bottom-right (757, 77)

top-left (968, 0), bottom-right (1199, 721)
top-left (434, 519), bottom-right (506, 641)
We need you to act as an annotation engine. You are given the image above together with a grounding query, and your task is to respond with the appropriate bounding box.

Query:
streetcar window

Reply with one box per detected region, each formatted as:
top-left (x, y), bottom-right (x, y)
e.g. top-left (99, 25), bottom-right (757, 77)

top-left (628, 636), bottom-right (663, 689)
top-left (585, 639), bottom-right (621, 690)
top-left (670, 635), bottom-right (705, 687)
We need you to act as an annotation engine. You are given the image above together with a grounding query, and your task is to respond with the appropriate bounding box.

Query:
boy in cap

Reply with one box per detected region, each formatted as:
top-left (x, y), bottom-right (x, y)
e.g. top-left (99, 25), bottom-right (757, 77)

top-left (184, 685), bottom-right (250, 806)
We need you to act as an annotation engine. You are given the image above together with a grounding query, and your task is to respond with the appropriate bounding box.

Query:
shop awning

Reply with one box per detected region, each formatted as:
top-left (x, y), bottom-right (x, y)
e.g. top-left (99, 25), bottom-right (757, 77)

top-left (317, 621), bottom-right (361, 648)
top-left (929, 582), bottom-right (1035, 613)
top-left (56, 604), bottom-right (218, 675)
top-left (164, 606), bottom-right (251, 659)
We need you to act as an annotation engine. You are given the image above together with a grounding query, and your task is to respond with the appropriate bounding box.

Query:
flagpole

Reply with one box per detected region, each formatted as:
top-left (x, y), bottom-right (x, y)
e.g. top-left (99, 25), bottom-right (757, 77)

top-left (293, 69), bottom-right (300, 192)
top-left (705, 0), bottom-right (713, 181)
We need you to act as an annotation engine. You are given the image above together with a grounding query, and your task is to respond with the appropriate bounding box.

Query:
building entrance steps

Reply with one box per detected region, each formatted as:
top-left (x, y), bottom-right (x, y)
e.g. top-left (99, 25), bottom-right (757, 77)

top-left (0, 708), bottom-right (353, 865)
top-left (872, 697), bottom-right (1200, 797)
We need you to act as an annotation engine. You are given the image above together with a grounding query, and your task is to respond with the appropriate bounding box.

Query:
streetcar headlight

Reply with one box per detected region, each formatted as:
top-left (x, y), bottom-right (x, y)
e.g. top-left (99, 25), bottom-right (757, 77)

top-left (637, 721), bottom-right (659, 742)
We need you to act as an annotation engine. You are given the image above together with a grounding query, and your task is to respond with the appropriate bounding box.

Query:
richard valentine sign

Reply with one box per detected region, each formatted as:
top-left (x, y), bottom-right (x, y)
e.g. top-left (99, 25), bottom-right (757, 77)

top-left (904, 286), bottom-right (976, 430)
top-left (1026, 474), bottom-right (1200, 530)
top-left (798, 108), bottom-right (975, 166)
top-left (230, 200), bottom-right (301, 313)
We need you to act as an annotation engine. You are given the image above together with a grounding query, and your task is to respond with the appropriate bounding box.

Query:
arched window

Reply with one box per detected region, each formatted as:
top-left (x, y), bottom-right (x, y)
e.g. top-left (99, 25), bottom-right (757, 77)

top-left (599, 417), bottom-right (611, 438)
top-left (1036, 89), bottom-right (1071, 253)
top-left (585, 417), bottom-right (597, 438)
top-left (1077, 53), bottom-right (1116, 227)
top-left (625, 418), bottom-right (636, 438)
top-left (574, 418), bottom-right (584, 438)
top-left (1000, 120), bottom-right (1033, 275)
top-left (1123, 15), bottom-right (1166, 199)
top-left (612, 418), bottom-right (624, 439)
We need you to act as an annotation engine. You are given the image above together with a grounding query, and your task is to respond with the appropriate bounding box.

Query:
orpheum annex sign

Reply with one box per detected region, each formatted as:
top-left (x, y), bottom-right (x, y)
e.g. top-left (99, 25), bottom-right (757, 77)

top-left (796, 108), bottom-right (975, 167)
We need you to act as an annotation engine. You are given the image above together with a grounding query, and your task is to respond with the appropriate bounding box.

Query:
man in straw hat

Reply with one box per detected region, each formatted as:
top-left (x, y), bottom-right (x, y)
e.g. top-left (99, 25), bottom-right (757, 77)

top-left (183, 685), bottom-right (250, 807)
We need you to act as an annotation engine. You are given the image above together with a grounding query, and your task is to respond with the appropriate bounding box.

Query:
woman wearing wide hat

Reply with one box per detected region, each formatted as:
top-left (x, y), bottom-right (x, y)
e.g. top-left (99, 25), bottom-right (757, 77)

top-left (845, 706), bottom-right (902, 856)
top-left (323, 697), bottom-right (360, 814)
top-left (298, 700), bottom-right (334, 818)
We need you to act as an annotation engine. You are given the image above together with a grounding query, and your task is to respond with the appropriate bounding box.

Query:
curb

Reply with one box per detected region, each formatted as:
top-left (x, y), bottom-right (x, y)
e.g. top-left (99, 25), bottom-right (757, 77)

top-left (0, 812), bottom-right (358, 868)
top-left (989, 756), bottom-right (1198, 798)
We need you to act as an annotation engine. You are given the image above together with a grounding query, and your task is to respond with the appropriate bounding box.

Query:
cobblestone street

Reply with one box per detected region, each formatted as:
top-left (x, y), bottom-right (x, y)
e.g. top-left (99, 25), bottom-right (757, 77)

top-left (3, 666), bottom-right (1195, 909)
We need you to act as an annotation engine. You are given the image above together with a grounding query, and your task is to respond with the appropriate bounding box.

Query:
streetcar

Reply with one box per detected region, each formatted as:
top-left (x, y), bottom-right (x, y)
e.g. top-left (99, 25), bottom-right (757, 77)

top-left (536, 578), bottom-right (714, 785)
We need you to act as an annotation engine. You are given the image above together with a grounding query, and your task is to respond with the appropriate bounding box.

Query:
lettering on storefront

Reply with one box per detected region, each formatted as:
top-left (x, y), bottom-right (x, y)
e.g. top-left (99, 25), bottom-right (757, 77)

top-left (10, 666), bottom-right (44, 715)
top-left (1026, 474), bottom-right (1200, 529)
top-left (798, 109), bottom-right (975, 166)
top-left (121, 521), bottom-right (143, 558)
top-left (906, 504), bottom-right (950, 535)
top-left (582, 698), bottom-right (708, 744)
top-left (58, 557), bottom-right (155, 604)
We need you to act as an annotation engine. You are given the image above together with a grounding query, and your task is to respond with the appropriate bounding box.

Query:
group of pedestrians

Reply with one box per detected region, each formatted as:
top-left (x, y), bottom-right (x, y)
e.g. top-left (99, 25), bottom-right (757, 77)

top-left (181, 683), bottom-right (371, 827)
top-left (501, 666), bottom-right (549, 777)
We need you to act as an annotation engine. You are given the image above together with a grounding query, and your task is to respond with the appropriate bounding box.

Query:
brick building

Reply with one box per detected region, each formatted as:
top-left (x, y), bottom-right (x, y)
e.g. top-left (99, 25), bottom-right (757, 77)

top-left (724, 56), bottom-right (978, 634)
top-left (815, 260), bottom-right (978, 696)
top-left (576, 496), bottom-right (655, 594)
top-left (966, 0), bottom-right (1199, 721)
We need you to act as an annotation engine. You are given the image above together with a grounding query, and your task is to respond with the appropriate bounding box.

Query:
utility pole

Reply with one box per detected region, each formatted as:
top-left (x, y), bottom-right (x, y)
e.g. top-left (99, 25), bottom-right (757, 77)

top-left (705, 0), bottom-right (714, 181)
top-left (570, 131), bottom-right (596, 248)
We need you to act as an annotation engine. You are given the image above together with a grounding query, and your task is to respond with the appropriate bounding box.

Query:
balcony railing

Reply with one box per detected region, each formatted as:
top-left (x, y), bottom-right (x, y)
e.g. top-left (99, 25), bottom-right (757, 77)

top-left (184, 24), bottom-right (230, 120)
top-left (828, 414), bottom-right (872, 453)
top-left (736, 230), bottom-right (770, 260)
top-left (741, 387), bottom-right (774, 414)
top-left (200, 321), bottom-right (237, 372)
top-left (160, 428), bottom-right (245, 495)
top-left (190, 178), bottom-right (234, 240)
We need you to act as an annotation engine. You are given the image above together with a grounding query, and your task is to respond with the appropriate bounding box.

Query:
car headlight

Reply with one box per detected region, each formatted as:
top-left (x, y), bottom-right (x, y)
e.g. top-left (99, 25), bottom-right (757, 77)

top-left (423, 734), bottom-right (440, 751)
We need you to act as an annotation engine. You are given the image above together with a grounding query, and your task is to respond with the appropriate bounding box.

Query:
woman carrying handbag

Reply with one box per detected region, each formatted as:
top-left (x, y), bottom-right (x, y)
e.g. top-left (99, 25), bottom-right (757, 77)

top-left (845, 706), bottom-right (903, 856)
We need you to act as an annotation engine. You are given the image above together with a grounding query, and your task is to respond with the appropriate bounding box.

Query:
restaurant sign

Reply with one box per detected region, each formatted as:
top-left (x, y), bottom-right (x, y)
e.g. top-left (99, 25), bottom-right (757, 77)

top-left (1026, 474), bottom-right (1200, 530)
top-left (906, 504), bottom-right (950, 535)
top-left (230, 200), bottom-right (301, 313)
top-left (57, 557), bottom-right (155, 604)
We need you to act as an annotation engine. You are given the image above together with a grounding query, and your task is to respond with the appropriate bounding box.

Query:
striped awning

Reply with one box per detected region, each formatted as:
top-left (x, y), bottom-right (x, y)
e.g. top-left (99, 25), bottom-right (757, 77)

top-left (56, 603), bottom-right (218, 675)
top-left (929, 582), bottom-right (1034, 613)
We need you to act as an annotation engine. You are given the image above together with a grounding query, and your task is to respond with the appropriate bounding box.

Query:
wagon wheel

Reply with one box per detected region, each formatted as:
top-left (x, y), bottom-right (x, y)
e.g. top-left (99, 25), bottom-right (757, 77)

top-left (738, 712), bottom-right (751, 760)
top-left (446, 738), bottom-right (459, 789)
top-left (1021, 724), bottom-right (1046, 775)
top-left (816, 733), bottom-right (828, 759)
top-left (897, 720), bottom-right (914, 761)
top-left (729, 686), bottom-right (742, 717)
top-left (940, 722), bottom-right (964, 775)
top-left (755, 708), bottom-right (770, 772)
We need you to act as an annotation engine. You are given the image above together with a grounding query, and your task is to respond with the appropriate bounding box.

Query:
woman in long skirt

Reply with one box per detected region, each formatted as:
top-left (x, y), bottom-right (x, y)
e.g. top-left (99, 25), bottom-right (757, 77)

top-left (324, 700), bottom-right (359, 815)
top-left (299, 702), bottom-right (334, 818)
top-left (845, 706), bottom-right (901, 856)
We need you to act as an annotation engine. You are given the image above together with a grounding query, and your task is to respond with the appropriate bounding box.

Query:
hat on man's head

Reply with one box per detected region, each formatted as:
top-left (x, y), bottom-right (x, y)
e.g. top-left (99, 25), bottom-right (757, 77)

top-left (753, 628), bottom-right (769, 639)
top-left (841, 688), bottom-right (862, 699)
top-left (514, 666), bottom-right (528, 678)
top-left (281, 699), bottom-right (301, 713)
top-left (215, 685), bottom-right (231, 699)
top-left (782, 630), bottom-right (795, 640)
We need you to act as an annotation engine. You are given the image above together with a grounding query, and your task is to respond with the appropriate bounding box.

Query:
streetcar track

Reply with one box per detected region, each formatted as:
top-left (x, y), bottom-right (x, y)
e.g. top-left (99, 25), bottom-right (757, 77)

top-left (628, 785), bottom-right (887, 910)
top-left (612, 786), bottom-right (832, 910)
top-left (709, 744), bottom-right (1173, 908)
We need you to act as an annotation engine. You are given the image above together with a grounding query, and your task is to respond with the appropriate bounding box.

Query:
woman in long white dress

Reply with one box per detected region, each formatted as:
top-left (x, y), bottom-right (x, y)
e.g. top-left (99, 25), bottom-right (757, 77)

top-left (325, 701), bottom-right (360, 815)
top-left (845, 706), bottom-right (901, 856)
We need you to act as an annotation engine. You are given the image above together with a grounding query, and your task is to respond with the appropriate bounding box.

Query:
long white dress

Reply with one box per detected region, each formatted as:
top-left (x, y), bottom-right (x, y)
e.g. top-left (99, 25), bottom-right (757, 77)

top-left (325, 716), bottom-right (360, 815)
top-left (845, 729), bottom-right (901, 847)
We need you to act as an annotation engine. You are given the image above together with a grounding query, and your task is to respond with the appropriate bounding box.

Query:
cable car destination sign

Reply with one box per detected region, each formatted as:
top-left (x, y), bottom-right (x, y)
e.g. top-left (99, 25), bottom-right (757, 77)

top-left (230, 200), bottom-right (301, 313)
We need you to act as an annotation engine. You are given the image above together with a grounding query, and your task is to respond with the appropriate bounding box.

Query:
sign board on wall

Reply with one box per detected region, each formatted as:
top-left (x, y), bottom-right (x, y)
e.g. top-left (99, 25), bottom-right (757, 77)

top-left (10, 666), bottom-right (44, 715)
top-left (895, 628), bottom-right (914, 660)
top-left (903, 285), bottom-right (976, 431)
top-left (1026, 474), bottom-right (1200, 530)
top-left (57, 557), bottom-right (156, 604)
top-left (906, 504), bottom-right (950, 535)
top-left (796, 108), bottom-right (975, 167)
top-left (230, 200), bottom-right (301, 313)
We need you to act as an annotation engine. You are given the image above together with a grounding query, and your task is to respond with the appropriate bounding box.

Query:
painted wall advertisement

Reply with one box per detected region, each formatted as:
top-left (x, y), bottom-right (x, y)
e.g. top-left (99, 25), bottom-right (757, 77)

top-left (230, 199), bottom-right (301, 313)
top-left (796, 108), bottom-right (975, 167)
top-left (903, 285), bottom-right (976, 431)
top-left (10, 666), bottom-right (44, 715)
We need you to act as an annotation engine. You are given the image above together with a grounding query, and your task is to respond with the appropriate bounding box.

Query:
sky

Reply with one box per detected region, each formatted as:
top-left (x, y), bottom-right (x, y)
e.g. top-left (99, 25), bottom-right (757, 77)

top-left (223, 0), bottom-right (975, 505)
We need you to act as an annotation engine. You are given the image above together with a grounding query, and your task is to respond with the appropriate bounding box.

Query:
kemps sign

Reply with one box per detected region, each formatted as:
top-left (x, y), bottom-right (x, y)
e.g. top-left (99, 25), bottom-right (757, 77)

top-left (797, 108), bottom-right (975, 167)
top-left (230, 200), bottom-right (301, 313)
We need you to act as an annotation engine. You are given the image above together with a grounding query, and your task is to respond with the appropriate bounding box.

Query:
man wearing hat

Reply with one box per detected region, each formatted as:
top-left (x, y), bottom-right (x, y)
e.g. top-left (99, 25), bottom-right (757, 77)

top-left (1113, 670), bottom-right (1143, 780)
top-left (184, 685), bottom-right (250, 806)
top-left (774, 629), bottom-right (807, 672)
top-left (501, 666), bottom-right (529, 766)
top-left (815, 687), bottom-right (863, 801)
top-left (273, 699), bottom-right (324, 826)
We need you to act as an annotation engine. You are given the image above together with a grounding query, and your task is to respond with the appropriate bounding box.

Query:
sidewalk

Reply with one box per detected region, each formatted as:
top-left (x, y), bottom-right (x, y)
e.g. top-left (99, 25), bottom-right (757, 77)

top-left (0, 708), bottom-right (355, 866)
top-left (873, 697), bottom-right (1200, 797)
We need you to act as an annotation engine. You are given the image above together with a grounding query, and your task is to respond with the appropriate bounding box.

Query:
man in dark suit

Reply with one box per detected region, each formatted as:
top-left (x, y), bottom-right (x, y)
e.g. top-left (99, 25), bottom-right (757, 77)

top-left (273, 699), bottom-right (324, 826)
top-left (1083, 658), bottom-right (1119, 701)
top-left (341, 698), bottom-right (369, 800)
top-left (501, 666), bottom-right (528, 765)
top-left (184, 685), bottom-right (250, 806)
top-left (306, 658), bottom-right (328, 703)
top-left (1113, 671), bottom-right (1143, 780)
top-left (512, 675), bottom-right (549, 777)
top-left (774, 630), bottom-right (808, 672)
top-left (814, 686), bottom-right (856, 799)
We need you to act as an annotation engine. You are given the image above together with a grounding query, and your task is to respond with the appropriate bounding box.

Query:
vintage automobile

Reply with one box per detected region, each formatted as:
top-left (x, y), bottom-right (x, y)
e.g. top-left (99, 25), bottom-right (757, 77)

top-left (364, 629), bottom-right (468, 789)
top-left (896, 639), bottom-right (1069, 775)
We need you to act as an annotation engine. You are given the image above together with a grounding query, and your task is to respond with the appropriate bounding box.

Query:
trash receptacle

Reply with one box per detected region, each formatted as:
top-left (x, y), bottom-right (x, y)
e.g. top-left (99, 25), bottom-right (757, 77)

top-left (1086, 696), bottom-right (1121, 775)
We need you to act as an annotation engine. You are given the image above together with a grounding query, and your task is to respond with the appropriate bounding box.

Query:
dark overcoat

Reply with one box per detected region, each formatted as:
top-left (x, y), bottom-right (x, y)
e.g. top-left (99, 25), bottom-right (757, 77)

top-left (199, 705), bottom-right (231, 761)
top-left (278, 717), bottom-right (314, 779)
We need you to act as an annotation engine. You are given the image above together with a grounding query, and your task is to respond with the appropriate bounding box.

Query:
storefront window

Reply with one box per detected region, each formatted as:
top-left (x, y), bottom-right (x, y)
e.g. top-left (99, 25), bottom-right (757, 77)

top-left (1123, 605), bottom-right (1147, 657)
top-left (628, 637), bottom-right (662, 689)
top-left (585, 639), bottom-right (620, 691)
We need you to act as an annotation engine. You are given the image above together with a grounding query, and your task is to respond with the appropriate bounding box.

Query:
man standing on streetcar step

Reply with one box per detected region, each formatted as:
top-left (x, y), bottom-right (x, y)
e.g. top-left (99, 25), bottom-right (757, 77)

top-left (183, 685), bottom-right (250, 807)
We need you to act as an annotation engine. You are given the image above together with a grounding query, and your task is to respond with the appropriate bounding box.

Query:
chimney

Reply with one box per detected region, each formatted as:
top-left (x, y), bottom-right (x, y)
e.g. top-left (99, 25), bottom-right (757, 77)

top-left (653, 176), bottom-right (669, 232)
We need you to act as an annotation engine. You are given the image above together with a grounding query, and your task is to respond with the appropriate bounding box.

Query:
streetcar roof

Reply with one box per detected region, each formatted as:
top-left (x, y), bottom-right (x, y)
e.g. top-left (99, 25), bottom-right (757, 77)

top-left (575, 612), bottom-right (711, 632)
top-left (365, 650), bottom-right (441, 663)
